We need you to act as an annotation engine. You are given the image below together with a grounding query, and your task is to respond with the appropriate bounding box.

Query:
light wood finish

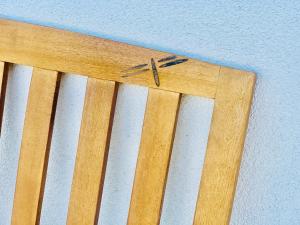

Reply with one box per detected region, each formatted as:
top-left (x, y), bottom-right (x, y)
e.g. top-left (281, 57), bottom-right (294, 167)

top-left (11, 68), bottom-right (59, 225)
top-left (0, 19), bottom-right (256, 225)
top-left (0, 61), bottom-right (4, 87)
top-left (193, 67), bottom-right (256, 225)
top-left (0, 19), bottom-right (219, 98)
top-left (67, 79), bottom-right (118, 225)
top-left (0, 61), bottom-right (4, 97)
top-left (0, 61), bottom-right (8, 134)
top-left (127, 88), bottom-right (181, 225)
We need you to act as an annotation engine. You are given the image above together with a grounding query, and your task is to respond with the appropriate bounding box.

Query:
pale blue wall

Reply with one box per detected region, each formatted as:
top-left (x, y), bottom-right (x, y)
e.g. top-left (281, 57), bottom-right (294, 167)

top-left (0, 1), bottom-right (299, 224)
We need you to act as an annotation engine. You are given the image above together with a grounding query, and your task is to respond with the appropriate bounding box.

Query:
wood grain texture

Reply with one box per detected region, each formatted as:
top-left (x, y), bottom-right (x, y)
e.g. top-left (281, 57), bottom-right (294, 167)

top-left (0, 19), bottom-right (219, 98)
top-left (193, 67), bottom-right (256, 225)
top-left (11, 68), bottom-right (59, 225)
top-left (127, 88), bottom-right (181, 225)
top-left (0, 18), bottom-right (256, 225)
top-left (67, 78), bottom-right (118, 225)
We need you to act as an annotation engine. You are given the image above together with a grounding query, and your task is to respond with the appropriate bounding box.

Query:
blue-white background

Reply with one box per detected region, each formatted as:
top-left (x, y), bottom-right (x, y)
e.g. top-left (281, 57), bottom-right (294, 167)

top-left (0, 1), bottom-right (299, 224)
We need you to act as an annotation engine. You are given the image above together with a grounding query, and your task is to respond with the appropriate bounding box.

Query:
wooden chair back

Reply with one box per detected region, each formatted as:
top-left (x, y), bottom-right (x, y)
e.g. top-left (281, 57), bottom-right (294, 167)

top-left (0, 19), bottom-right (255, 225)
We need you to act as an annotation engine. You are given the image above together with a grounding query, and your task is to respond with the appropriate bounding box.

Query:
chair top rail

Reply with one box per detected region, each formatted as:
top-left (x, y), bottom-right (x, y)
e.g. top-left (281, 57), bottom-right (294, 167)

top-left (0, 19), bottom-right (222, 98)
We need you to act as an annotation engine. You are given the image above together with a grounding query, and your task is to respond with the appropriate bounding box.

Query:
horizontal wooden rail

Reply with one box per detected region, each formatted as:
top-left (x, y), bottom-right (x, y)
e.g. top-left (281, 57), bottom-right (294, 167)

top-left (0, 18), bottom-right (256, 225)
top-left (0, 19), bottom-right (219, 98)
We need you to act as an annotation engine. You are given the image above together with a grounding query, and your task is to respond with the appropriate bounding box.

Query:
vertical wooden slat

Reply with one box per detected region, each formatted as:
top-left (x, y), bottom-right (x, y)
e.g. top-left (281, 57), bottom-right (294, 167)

top-left (0, 61), bottom-right (4, 89)
top-left (127, 88), bottom-right (181, 225)
top-left (11, 68), bottom-right (59, 225)
top-left (67, 78), bottom-right (118, 225)
top-left (193, 67), bottom-right (255, 225)
top-left (0, 61), bottom-right (8, 135)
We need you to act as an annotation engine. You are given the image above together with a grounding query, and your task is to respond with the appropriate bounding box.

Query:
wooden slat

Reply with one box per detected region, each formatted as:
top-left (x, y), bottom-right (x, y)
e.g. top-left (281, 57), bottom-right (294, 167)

top-left (0, 61), bottom-right (8, 134)
top-left (0, 61), bottom-right (4, 88)
top-left (11, 68), bottom-right (59, 225)
top-left (193, 67), bottom-right (256, 225)
top-left (0, 19), bottom-right (219, 98)
top-left (127, 88), bottom-right (181, 225)
top-left (67, 78), bottom-right (118, 225)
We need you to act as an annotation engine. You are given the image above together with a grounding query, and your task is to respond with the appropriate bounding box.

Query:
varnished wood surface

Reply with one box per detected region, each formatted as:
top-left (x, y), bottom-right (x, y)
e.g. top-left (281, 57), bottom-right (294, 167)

top-left (127, 88), bottom-right (181, 225)
top-left (0, 18), bottom-right (256, 225)
top-left (193, 67), bottom-right (255, 225)
top-left (67, 79), bottom-right (118, 225)
top-left (11, 68), bottom-right (59, 225)
top-left (0, 19), bottom-right (219, 98)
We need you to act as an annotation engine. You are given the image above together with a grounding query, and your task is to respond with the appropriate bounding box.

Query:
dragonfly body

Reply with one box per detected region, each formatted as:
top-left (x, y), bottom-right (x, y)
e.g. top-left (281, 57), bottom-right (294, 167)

top-left (121, 55), bottom-right (188, 87)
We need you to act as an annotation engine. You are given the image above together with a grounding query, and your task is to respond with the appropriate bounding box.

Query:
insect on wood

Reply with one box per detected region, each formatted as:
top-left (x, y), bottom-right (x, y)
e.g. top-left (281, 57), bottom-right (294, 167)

top-left (0, 18), bottom-right (255, 225)
top-left (121, 55), bottom-right (189, 87)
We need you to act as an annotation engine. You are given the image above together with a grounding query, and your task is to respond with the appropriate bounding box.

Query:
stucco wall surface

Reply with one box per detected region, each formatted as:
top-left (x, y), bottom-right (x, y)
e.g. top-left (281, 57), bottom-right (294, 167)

top-left (0, 1), bottom-right (299, 225)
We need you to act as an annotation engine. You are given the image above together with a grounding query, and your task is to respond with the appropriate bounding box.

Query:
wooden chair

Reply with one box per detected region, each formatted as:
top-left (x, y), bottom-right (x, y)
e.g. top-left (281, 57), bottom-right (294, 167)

top-left (0, 19), bottom-right (255, 225)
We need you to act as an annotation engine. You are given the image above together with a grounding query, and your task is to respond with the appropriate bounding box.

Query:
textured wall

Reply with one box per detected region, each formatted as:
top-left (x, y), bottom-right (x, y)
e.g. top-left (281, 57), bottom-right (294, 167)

top-left (0, 1), bottom-right (299, 225)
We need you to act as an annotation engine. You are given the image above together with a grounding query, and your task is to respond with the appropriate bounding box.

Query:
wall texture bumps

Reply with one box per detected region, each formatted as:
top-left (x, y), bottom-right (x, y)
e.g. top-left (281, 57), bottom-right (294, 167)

top-left (0, 1), bottom-right (299, 224)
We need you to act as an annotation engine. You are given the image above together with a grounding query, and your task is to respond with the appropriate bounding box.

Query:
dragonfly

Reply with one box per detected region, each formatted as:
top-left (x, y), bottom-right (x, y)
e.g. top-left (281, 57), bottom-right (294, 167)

top-left (121, 55), bottom-right (189, 87)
